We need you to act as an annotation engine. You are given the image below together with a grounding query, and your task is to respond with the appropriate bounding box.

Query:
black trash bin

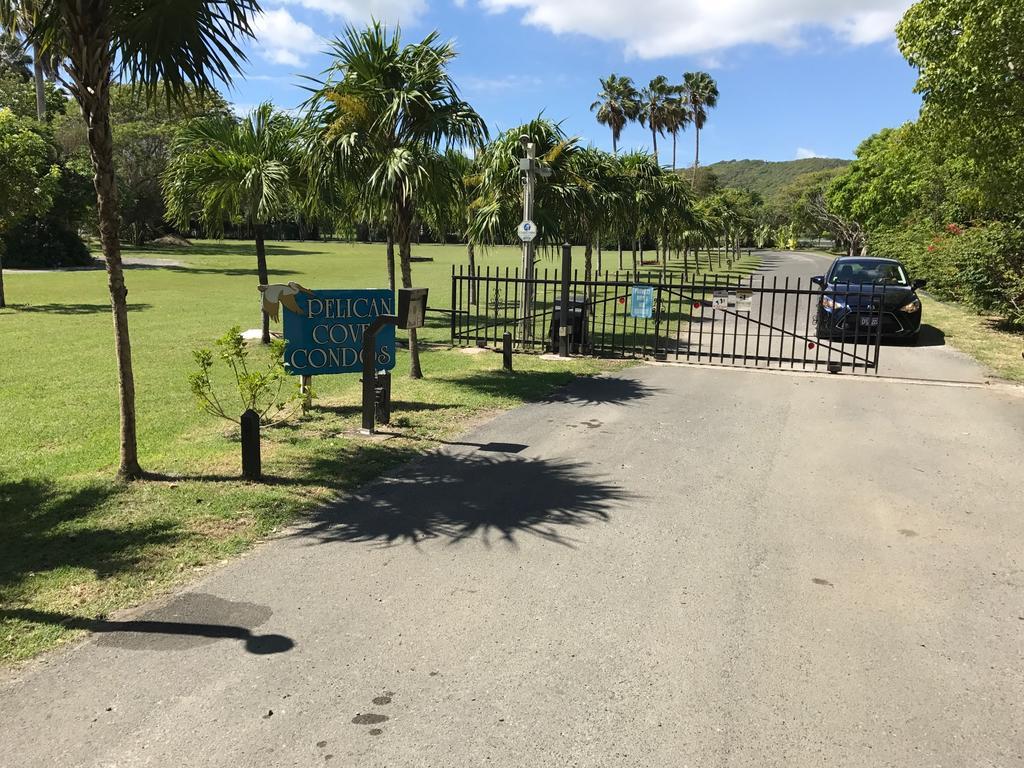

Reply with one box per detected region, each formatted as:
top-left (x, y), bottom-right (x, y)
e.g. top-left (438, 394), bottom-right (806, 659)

top-left (549, 294), bottom-right (588, 353)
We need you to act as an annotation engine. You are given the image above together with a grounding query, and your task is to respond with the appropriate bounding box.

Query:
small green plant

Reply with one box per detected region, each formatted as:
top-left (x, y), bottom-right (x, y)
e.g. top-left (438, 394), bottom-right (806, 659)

top-left (189, 326), bottom-right (304, 426)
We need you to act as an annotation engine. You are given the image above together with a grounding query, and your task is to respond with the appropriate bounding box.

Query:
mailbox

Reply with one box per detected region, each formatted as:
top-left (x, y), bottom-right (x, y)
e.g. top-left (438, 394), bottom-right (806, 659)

top-left (397, 287), bottom-right (428, 329)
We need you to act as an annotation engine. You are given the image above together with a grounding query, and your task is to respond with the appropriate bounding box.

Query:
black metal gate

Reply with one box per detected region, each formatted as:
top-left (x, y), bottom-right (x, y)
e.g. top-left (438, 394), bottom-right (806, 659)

top-left (450, 264), bottom-right (888, 374)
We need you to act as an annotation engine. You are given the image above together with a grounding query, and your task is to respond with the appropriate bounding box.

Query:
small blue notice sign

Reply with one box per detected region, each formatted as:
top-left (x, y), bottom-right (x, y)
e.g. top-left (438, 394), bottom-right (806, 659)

top-left (630, 285), bottom-right (654, 319)
top-left (282, 289), bottom-right (396, 375)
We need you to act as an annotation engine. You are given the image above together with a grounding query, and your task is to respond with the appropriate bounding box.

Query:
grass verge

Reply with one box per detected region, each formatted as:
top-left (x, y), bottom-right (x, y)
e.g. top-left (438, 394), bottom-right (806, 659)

top-left (919, 295), bottom-right (1024, 382)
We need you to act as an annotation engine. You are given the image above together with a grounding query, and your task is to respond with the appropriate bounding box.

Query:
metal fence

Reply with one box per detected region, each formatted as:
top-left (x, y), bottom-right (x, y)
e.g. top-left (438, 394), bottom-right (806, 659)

top-left (450, 263), bottom-right (889, 374)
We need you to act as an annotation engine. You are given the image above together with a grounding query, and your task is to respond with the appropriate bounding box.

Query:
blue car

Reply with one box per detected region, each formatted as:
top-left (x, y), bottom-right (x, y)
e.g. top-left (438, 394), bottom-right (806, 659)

top-left (812, 257), bottom-right (926, 343)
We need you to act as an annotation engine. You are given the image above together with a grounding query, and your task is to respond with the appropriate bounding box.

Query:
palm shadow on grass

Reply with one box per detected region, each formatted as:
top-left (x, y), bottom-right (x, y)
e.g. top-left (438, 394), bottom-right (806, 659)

top-left (294, 451), bottom-right (629, 549)
top-left (0, 479), bottom-right (182, 594)
top-left (122, 242), bottom-right (322, 258)
top-left (6, 302), bottom-right (152, 315)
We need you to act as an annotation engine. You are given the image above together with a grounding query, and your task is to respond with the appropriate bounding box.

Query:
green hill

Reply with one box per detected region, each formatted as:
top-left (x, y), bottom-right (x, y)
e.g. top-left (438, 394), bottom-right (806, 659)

top-left (704, 158), bottom-right (851, 199)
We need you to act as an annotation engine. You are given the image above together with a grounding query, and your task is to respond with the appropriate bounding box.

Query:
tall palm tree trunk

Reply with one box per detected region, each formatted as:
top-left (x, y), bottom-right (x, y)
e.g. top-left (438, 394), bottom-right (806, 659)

top-left (32, 43), bottom-right (45, 121)
top-left (672, 132), bottom-right (677, 171)
top-left (466, 240), bottom-right (476, 306)
top-left (255, 226), bottom-right (270, 343)
top-left (651, 129), bottom-right (659, 165)
top-left (693, 126), bottom-right (701, 187)
top-left (612, 132), bottom-right (617, 156)
top-left (395, 200), bottom-right (422, 379)
top-left (618, 239), bottom-right (623, 270)
top-left (79, 73), bottom-right (143, 480)
top-left (0, 246), bottom-right (7, 307)
top-left (386, 234), bottom-right (396, 292)
top-left (584, 242), bottom-right (593, 283)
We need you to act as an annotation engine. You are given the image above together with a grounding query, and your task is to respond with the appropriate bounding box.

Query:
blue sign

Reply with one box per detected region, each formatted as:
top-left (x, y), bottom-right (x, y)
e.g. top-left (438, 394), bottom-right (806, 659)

top-left (630, 285), bottom-right (654, 319)
top-left (282, 289), bottom-right (396, 375)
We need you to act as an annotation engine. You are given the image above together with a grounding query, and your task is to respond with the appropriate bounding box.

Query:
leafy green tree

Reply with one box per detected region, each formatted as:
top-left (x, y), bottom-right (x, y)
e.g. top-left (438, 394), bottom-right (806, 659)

top-left (0, 30), bottom-right (30, 78)
top-left (164, 103), bottom-right (306, 344)
top-left (4, 0), bottom-right (260, 479)
top-left (306, 23), bottom-right (488, 379)
top-left (637, 75), bottom-right (672, 166)
top-left (0, 69), bottom-right (65, 118)
top-left (54, 83), bottom-right (230, 244)
top-left (590, 74), bottom-right (638, 155)
top-left (682, 72), bottom-right (719, 186)
top-left (898, 0), bottom-right (1024, 216)
top-left (0, 107), bottom-right (59, 305)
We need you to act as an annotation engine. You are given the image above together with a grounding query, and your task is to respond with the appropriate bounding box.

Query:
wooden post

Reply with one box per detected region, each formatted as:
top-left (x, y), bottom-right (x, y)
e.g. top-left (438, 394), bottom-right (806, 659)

top-left (300, 375), bottom-right (312, 414)
top-left (502, 332), bottom-right (513, 372)
top-left (240, 409), bottom-right (261, 481)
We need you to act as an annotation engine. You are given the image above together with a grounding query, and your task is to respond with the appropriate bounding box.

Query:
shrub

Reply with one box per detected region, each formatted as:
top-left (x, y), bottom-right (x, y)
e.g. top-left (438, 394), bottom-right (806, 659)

top-left (189, 327), bottom-right (305, 427)
top-left (2, 218), bottom-right (92, 269)
top-left (943, 222), bottom-right (1024, 328)
top-left (872, 220), bottom-right (1024, 328)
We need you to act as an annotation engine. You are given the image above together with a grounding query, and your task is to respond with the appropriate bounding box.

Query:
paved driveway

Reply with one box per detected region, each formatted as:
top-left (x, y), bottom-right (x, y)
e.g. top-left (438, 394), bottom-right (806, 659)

top-left (3, 364), bottom-right (1022, 767)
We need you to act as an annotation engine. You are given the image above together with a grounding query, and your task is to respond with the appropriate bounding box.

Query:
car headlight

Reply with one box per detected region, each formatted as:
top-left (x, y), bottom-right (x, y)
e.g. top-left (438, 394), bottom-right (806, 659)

top-left (898, 298), bottom-right (921, 313)
top-left (822, 295), bottom-right (840, 310)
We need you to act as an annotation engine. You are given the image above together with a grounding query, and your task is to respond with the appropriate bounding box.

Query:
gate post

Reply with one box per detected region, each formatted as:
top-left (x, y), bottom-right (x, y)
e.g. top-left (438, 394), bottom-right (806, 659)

top-left (559, 243), bottom-right (571, 358)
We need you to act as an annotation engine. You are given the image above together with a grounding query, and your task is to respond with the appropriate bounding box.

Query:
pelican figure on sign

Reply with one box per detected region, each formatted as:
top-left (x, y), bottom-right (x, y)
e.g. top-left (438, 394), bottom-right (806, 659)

top-left (258, 282), bottom-right (314, 322)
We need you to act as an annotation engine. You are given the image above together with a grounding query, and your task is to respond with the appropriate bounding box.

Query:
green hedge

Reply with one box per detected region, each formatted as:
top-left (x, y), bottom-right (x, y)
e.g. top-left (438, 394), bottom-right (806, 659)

top-left (872, 221), bottom-right (1024, 328)
top-left (2, 218), bottom-right (93, 269)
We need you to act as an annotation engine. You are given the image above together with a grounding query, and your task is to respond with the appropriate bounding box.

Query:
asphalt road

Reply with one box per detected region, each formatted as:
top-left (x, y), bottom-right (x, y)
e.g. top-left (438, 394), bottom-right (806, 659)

top-left (3, 362), bottom-right (1022, 767)
top-left (752, 250), bottom-right (991, 382)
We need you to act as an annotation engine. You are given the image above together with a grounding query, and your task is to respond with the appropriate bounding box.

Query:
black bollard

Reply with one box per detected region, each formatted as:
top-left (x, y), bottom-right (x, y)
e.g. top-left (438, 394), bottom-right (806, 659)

top-left (240, 409), bottom-right (261, 481)
top-left (502, 332), bottom-right (513, 372)
top-left (375, 371), bottom-right (392, 425)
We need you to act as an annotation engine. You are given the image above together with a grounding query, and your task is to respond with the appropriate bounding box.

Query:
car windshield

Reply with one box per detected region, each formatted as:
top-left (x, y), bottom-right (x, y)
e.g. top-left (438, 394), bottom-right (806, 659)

top-left (829, 260), bottom-right (908, 286)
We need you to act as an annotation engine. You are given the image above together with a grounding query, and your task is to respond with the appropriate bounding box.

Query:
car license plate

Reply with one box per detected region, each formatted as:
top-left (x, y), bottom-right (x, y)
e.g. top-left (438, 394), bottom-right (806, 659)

top-left (859, 316), bottom-right (879, 327)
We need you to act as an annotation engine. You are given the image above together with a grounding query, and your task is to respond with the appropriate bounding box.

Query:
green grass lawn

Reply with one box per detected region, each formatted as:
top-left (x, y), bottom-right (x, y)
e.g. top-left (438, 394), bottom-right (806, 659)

top-left (919, 295), bottom-right (1024, 382)
top-left (2, 238), bottom-right (755, 664)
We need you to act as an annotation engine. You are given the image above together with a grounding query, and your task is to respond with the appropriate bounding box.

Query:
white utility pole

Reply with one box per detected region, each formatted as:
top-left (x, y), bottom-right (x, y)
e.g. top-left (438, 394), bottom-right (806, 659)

top-left (516, 137), bottom-right (549, 343)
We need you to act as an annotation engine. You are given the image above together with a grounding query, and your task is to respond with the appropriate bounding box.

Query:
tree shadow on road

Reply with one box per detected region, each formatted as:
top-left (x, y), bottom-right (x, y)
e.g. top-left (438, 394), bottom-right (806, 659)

top-left (294, 452), bottom-right (629, 549)
top-left (435, 371), bottom-right (657, 407)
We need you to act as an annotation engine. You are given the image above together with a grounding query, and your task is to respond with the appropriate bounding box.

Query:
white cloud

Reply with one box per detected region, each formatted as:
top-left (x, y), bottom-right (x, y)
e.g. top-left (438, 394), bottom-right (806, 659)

top-left (475, 0), bottom-right (914, 58)
top-left (252, 8), bottom-right (323, 67)
top-left (795, 147), bottom-right (821, 159)
top-left (279, 0), bottom-right (427, 23)
top-left (460, 73), bottom-right (544, 92)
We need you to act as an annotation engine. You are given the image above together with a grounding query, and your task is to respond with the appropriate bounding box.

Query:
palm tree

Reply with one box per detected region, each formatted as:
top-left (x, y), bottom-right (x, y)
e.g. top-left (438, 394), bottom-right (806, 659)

top-left (468, 117), bottom-right (580, 248)
top-left (617, 150), bottom-right (662, 277)
top-left (306, 23), bottom-right (487, 379)
top-left (682, 71), bottom-right (719, 186)
top-left (2, 0), bottom-right (259, 480)
top-left (589, 74), bottom-right (638, 155)
top-left (637, 76), bottom-right (672, 166)
top-left (164, 103), bottom-right (306, 344)
top-left (663, 86), bottom-right (691, 171)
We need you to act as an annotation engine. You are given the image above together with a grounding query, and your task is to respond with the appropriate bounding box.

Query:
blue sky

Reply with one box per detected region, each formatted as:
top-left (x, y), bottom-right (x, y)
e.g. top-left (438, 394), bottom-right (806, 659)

top-left (233, 0), bottom-right (922, 163)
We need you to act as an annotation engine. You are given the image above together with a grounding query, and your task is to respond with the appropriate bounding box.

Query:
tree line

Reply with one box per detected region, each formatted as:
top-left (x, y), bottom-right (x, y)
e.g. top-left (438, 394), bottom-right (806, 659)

top-left (801, 0), bottom-right (1023, 329)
